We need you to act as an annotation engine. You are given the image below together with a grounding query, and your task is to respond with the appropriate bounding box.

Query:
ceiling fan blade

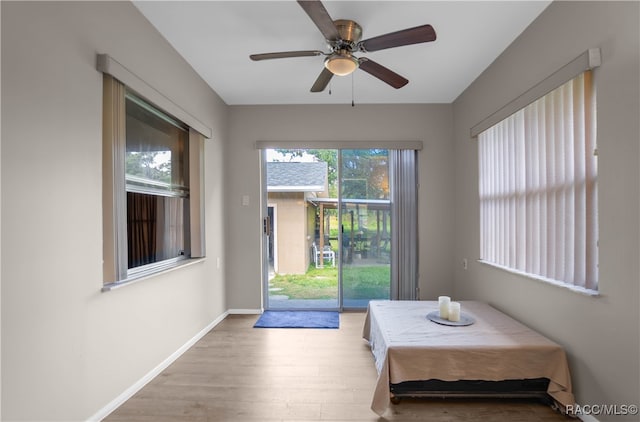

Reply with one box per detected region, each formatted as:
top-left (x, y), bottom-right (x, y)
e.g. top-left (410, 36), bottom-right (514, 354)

top-left (250, 50), bottom-right (324, 61)
top-left (297, 0), bottom-right (340, 41)
top-left (359, 24), bottom-right (436, 52)
top-left (358, 58), bottom-right (408, 89)
top-left (310, 67), bottom-right (334, 92)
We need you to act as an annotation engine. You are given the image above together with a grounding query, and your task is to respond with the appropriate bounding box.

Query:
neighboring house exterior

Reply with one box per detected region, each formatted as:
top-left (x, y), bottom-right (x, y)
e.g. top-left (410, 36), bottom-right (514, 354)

top-left (267, 161), bottom-right (328, 274)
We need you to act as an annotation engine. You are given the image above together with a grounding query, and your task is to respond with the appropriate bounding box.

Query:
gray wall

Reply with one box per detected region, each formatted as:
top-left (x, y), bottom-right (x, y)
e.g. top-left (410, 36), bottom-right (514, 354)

top-left (1, 2), bottom-right (228, 420)
top-left (452, 1), bottom-right (639, 419)
top-left (226, 104), bottom-right (455, 310)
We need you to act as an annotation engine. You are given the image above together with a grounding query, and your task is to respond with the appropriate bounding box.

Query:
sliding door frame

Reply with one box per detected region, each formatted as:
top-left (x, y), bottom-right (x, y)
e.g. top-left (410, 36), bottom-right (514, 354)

top-left (258, 142), bottom-right (422, 311)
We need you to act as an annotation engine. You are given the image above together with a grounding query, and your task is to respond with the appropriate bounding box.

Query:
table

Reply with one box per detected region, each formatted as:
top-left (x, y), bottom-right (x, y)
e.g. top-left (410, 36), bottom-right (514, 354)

top-left (363, 300), bottom-right (575, 415)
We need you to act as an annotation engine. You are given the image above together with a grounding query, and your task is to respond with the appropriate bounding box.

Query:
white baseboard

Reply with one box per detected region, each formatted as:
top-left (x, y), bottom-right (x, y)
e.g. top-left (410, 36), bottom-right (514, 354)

top-left (228, 308), bottom-right (262, 314)
top-left (87, 311), bottom-right (229, 421)
top-left (578, 414), bottom-right (600, 422)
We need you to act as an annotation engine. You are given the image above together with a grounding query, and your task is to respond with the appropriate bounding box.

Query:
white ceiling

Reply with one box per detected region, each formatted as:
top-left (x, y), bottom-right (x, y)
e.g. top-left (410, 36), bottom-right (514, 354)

top-left (134, 1), bottom-right (551, 105)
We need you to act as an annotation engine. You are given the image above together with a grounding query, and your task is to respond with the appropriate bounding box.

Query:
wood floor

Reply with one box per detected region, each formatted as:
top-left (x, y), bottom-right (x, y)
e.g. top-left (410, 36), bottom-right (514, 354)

top-left (104, 312), bottom-right (573, 422)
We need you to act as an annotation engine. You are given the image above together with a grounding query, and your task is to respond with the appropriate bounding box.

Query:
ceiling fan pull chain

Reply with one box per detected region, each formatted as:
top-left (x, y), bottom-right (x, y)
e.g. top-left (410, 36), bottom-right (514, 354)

top-left (351, 73), bottom-right (355, 107)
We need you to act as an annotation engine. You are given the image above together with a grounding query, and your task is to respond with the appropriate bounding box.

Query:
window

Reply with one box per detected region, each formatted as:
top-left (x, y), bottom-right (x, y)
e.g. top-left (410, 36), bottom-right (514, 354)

top-left (125, 93), bottom-right (189, 271)
top-left (102, 73), bottom-right (206, 287)
top-left (478, 71), bottom-right (598, 292)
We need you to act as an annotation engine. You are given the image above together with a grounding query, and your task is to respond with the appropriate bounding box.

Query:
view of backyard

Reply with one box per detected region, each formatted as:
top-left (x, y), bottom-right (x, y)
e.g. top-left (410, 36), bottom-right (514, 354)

top-left (267, 148), bottom-right (392, 308)
top-left (269, 264), bottom-right (391, 300)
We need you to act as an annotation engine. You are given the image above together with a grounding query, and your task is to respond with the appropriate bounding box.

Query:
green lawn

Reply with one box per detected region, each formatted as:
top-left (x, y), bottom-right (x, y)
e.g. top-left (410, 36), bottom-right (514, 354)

top-left (269, 265), bottom-right (390, 300)
top-left (342, 266), bottom-right (391, 299)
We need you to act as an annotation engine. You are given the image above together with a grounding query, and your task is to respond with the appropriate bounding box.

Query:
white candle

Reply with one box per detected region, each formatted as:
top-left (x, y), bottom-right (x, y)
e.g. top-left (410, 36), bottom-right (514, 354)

top-left (438, 296), bottom-right (450, 319)
top-left (449, 302), bottom-right (461, 322)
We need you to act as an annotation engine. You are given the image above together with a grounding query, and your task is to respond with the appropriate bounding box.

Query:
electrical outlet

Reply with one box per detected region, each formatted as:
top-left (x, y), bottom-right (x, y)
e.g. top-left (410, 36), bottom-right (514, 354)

top-left (462, 258), bottom-right (468, 270)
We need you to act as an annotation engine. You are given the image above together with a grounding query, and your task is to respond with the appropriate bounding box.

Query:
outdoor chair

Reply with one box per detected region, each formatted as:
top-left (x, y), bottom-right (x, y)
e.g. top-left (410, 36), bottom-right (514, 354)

top-left (312, 242), bottom-right (335, 268)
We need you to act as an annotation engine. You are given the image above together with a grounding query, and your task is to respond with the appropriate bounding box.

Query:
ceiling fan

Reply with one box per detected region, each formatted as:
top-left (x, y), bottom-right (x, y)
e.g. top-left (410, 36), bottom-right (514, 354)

top-left (249, 0), bottom-right (437, 93)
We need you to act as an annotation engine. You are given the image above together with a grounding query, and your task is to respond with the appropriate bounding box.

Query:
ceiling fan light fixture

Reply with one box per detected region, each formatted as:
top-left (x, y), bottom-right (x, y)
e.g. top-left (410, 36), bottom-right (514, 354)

top-left (324, 53), bottom-right (359, 76)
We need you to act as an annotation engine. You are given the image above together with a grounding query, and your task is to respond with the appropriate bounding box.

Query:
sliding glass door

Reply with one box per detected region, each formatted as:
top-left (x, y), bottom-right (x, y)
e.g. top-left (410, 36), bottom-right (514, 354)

top-left (262, 147), bottom-right (413, 310)
top-left (340, 150), bottom-right (391, 308)
top-left (263, 149), bottom-right (340, 310)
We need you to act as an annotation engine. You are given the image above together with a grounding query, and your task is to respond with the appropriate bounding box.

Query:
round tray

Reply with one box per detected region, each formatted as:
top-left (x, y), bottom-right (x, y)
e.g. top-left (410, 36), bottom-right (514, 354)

top-left (427, 310), bottom-right (475, 326)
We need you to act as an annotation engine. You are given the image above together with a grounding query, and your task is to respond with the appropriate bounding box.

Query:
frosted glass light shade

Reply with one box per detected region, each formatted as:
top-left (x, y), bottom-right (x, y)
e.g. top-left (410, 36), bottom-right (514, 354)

top-left (324, 54), bottom-right (358, 76)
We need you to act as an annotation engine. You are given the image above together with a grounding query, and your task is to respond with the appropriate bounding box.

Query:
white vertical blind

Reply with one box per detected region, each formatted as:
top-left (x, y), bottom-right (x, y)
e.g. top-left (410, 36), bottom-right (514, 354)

top-left (478, 71), bottom-right (598, 291)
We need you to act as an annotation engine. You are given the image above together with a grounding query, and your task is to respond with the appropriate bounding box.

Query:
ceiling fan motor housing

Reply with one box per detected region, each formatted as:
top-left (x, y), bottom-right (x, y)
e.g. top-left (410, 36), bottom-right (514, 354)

top-left (331, 19), bottom-right (362, 51)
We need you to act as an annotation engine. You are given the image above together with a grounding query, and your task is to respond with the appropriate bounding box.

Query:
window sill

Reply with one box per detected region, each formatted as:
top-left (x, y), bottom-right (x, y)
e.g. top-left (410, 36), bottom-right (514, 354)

top-left (477, 260), bottom-right (599, 297)
top-left (101, 257), bottom-right (206, 292)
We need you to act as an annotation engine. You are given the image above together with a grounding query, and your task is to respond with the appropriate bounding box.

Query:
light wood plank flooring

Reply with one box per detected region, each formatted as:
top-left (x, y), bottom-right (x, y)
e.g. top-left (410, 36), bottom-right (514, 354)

top-left (105, 312), bottom-right (572, 422)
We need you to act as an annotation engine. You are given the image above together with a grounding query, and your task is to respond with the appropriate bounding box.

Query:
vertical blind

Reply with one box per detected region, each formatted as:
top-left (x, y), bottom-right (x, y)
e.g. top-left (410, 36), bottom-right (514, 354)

top-left (478, 71), bottom-right (598, 291)
top-left (390, 149), bottom-right (419, 300)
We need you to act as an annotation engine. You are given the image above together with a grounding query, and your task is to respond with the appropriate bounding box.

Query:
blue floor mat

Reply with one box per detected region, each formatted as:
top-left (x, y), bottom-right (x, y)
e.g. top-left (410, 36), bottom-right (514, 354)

top-left (253, 311), bottom-right (339, 328)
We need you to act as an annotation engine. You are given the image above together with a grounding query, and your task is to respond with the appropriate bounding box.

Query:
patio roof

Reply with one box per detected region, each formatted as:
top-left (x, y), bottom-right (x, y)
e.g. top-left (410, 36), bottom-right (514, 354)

top-left (307, 197), bottom-right (390, 210)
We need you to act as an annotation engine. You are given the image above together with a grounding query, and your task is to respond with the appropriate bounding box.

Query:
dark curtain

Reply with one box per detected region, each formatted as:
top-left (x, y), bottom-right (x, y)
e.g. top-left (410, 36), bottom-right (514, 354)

top-left (127, 192), bottom-right (157, 268)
